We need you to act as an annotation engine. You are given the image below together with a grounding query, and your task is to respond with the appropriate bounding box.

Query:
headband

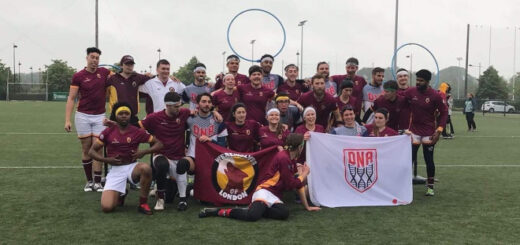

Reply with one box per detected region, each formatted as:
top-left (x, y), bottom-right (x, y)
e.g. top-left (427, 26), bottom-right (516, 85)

top-left (164, 101), bottom-right (182, 106)
top-left (261, 57), bottom-right (274, 63)
top-left (275, 96), bottom-right (290, 102)
top-left (396, 70), bottom-right (408, 77)
top-left (193, 66), bottom-right (206, 73)
top-left (226, 57), bottom-right (240, 63)
top-left (303, 106), bottom-right (316, 117)
top-left (115, 106), bottom-right (131, 115)
top-left (266, 108), bottom-right (280, 116)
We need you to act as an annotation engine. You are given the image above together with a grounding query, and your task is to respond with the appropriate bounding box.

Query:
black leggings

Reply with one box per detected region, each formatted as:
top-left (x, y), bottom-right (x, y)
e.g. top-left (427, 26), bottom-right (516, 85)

top-left (465, 112), bottom-right (476, 130)
top-left (229, 201), bottom-right (289, 221)
top-left (442, 115), bottom-right (454, 135)
top-left (412, 144), bottom-right (435, 178)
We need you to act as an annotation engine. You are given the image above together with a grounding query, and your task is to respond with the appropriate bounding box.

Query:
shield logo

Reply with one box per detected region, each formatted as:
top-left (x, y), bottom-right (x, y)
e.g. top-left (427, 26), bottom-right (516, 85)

top-left (211, 153), bottom-right (258, 201)
top-left (132, 81), bottom-right (137, 87)
top-left (425, 97), bottom-right (430, 103)
top-left (126, 137), bottom-right (132, 143)
top-left (343, 148), bottom-right (378, 193)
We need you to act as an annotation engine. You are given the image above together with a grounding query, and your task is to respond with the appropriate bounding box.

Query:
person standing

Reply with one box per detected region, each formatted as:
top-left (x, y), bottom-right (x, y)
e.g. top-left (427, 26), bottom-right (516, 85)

top-left (464, 93), bottom-right (477, 132)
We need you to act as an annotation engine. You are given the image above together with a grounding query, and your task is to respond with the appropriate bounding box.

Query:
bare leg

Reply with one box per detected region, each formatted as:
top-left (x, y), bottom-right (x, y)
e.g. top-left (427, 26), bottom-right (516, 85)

top-left (100, 190), bottom-right (119, 213)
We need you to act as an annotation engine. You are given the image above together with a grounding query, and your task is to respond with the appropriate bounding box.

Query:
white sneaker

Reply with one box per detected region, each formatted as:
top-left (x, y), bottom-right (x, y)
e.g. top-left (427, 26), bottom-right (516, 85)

top-left (93, 183), bottom-right (104, 192)
top-left (84, 182), bottom-right (94, 192)
top-left (154, 198), bottom-right (165, 211)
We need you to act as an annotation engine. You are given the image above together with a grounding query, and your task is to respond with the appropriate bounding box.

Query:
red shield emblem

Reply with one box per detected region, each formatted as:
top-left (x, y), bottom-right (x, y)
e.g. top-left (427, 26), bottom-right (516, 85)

top-left (343, 148), bottom-right (378, 193)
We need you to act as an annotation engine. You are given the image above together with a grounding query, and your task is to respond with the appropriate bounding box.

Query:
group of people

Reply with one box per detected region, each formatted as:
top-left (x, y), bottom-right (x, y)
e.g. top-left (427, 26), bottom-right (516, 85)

top-left (65, 47), bottom-right (447, 220)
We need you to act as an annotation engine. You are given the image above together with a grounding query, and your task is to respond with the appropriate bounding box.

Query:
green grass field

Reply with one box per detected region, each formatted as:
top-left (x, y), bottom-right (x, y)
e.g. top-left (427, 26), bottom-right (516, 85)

top-left (1, 101), bottom-right (519, 244)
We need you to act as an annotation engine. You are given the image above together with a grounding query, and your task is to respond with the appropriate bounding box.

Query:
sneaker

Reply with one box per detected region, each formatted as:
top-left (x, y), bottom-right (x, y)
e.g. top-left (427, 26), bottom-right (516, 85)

top-left (84, 181), bottom-right (94, 192)
top-left (178, 201), bottom-right (188, 211)
top-left (149, 184), bottom-right (157, 197)
top-left (154, 198), bottom-right (165, 211)
top-left (198, 208), bottom-right (219, 218)
top-left (138, 203), bottom-right (153, 215)
top-left (93, 183), bottom-right (104, 192)
top-left (425, 188), bottom-right (435, 196)
top-left (130, 182), bottom-right (140, 190)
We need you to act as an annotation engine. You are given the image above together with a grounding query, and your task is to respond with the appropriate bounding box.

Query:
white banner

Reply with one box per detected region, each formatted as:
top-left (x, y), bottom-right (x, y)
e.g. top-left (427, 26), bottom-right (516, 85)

top-left (306, 132), bottom-right (413, 207)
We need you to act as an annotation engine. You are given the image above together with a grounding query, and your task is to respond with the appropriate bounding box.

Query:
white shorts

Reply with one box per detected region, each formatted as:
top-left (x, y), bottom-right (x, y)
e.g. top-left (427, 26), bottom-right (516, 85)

top-left (152, 155), bottom-right (187, 181)
top-left (411, 133), bottom-right (433, 145)
top-left (103, 162), bottom-right (138, 193)
top-left (252, 189), bottom-right (283, 208)
top-left (74, 111), bottom-right (106, 138)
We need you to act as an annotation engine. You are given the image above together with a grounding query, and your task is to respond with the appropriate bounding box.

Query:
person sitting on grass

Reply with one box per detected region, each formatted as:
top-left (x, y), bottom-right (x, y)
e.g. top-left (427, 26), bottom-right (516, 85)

top-left (198, 133), bottom-right (320, 221)
top-left (89, 102), bottom-right (163, 215)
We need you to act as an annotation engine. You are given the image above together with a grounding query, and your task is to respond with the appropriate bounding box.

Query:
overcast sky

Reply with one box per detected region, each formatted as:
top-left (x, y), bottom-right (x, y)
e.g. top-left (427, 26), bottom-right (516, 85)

top-left (1, 0), bottom-right (519, 81)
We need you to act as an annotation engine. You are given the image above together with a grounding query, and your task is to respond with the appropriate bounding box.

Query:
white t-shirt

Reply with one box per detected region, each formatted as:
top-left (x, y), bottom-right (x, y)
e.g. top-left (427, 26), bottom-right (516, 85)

top-left (139, 77), bottom-right (186, 112)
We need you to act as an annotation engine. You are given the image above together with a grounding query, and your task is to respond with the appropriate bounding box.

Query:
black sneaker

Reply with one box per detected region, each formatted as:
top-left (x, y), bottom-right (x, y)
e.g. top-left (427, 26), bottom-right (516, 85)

top-left (178, 201), bottom-right (188, 211)
top-left (138, 203), bottom-right (153, 215)
top-left (199, 208), bottom-right (219, 218)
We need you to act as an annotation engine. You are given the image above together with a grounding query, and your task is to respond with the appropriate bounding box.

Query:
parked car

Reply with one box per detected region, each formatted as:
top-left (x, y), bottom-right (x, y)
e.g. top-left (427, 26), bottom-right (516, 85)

top-left (481, 101), bottom-right (516, 113)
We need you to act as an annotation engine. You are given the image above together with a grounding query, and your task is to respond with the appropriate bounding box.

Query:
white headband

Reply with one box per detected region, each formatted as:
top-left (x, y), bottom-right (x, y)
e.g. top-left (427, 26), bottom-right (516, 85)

top-left (261, 57), bottom-right (274, 63)
top-left (396, 70), bottom-right (409, 76)
top-left (164, 101), bottom-right (182, 106)
top-left (223, 73), bottom-right (235, 80)
top-left (303, 106), bottom-right (316, 117)
top-left (266, 108), bottom-right (280, 116)
top-left (226, 57), bottom-right (240, 63)
top-left (193, 66), bottom-right (206, 73)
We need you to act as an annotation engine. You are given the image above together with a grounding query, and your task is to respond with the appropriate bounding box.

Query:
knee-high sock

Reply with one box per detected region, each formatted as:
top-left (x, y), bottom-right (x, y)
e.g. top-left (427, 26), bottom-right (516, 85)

top-left (176, 173), bottom-right (187, 198)
top-left (82, 159), bottom-right (93, 182)
top-left (153, 156), bottom-right (169, 199)
top-left (412, 144), bottom-right (420, 177)
top-left (423, 144), bottom-right (436, 187)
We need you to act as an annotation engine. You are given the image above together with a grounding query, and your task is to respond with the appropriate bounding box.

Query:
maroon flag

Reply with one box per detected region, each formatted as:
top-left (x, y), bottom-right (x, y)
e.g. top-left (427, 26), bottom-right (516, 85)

top-left (194, 141), bottom-right (278, 205)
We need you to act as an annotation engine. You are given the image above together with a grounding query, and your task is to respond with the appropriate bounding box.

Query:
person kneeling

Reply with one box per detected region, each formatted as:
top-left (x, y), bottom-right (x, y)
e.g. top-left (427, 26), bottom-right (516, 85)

top-left (199, 133), bottom-right (320, 221)
top-left (89, 102), bottom-right (163, 215)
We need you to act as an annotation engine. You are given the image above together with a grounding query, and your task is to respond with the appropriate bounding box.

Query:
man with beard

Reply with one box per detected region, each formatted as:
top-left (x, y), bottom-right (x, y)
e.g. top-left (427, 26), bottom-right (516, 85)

top-left (330, 57), bottom-right (367, 118)
top-left (316, 62), bottom-right (337, 96)
top-left (182, 63), bottom-right (213, 110)
top-left (259, 54), bottom-right (284, 91)
top-left (89, 102), bottom-right (163, 215)
top-left (296, 74), bottom-right (341, 130)
top-left (214, 55), bottom-right (250, 90)
top-left (403, 69), bottom-right (447, 196)
top-left (362, 67), bottom-right (385, 124)
top-left (237, 65), bottom-right (275, 125)
top-left (277, 64), bottom-right (308, 101)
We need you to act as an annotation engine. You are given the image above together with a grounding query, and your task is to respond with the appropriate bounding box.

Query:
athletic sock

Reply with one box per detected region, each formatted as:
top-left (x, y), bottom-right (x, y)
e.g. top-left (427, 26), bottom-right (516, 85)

top-left (177, 174), bottom-right (187, 198)
top-left (82, 159), bottom-right (93, 182)
top-left (157, 189), bottom-right (165, 199)
top-left (218, 208), bottom-right (232, 217)
top-left (94, 171), bottom-right (102, 183)
top-left (139, 196), bottom-right (148, 205)
top-left (427, 177), bottom-right (435, 189)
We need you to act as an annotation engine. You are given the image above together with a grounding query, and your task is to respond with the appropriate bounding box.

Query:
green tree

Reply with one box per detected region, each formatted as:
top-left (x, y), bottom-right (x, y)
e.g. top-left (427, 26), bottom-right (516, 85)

top-left (173, 56), bottom-right (200, 85)
top-left (475, 66), bottom-right (508, 100)
top-left (43, 60), bottom-right (77, 93)
top-left (0, 60), bottom-right (13, 100)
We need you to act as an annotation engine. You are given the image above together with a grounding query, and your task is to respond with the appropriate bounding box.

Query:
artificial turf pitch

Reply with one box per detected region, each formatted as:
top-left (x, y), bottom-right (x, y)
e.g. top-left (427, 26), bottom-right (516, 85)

top-left (0, 101), bottom-right (519, 244)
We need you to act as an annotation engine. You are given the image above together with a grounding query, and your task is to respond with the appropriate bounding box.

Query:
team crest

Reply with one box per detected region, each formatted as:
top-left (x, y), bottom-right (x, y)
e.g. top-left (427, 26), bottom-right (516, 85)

top-left (259, 92), bottom-right (263, 97)
top-left (176, 118), bottom-right (180, 124)
top-left (245, 129), bottom-right (251, 135)
top-left (132, 81), bottom-right (137, 87)
top-left (343, 148), bottom-right (378, 193)
top-left (96, 74), bottom-right (101, 78)
top-left (211, 153), bottom-right (258, 201)
top-left (278, 134), bottom-right (283, 140)
top-left (355, 81), bottom-right (359, 86)
top-left (425, 98), bottom-right (430, 103)
top-left (126, 137), bottom-right (132, 143)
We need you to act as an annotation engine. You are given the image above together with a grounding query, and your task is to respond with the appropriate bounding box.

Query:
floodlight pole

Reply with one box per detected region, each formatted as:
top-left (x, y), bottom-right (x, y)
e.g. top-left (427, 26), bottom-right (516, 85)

top-left (393, 0), bottom-right (399, 66)
top-left (464, 24), bottom-right (470, 98)
top-left (222, 51), bottom-right (226, 73)
top-left (250, 40), bottom-right (256, 66)
top-left (95, 0), bottom-right (98, 47)
top-left (298, 20), bottom-right (307, 79)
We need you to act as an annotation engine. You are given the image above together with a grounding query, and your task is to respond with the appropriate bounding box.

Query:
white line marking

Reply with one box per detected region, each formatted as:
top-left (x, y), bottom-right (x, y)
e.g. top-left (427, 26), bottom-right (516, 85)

top-left (419, 164), bottom-right (519, 167)
top-left (0, 165), bottom-right (518, 169)
top-left (453, 136), bottom-right (520, 138)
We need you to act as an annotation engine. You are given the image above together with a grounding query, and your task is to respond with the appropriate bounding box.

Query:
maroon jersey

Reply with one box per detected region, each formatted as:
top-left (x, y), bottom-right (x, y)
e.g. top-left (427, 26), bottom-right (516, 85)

top-left (97, 125), bottom-right (153, 162)
top-left (403, 87), bottom-right (448, 136)
top-left (237, 84), bottom-right (275, 125)
top-left (139, 108), bottom-right (190, 160)
top-left (397, 88), bottom-right (411, 129)
top-left (212, 89), bottom-right (240, 121)
top-left (364, 124), bottom-right (398, 137)
top-left (225, 120), bottom-right (261, 152)
top-left (106, 72), bottom-right (150, 114)
top-left (297, 91), bottom-right (338, 129)
top-left (331, 74), bottom-right (366, 113)
top-left (214, 73), bottom-right (250, 90)
top-left (294, 124), bottom-right (325, 163)
top-left (336, 96), bottom-right (357, 112)
top-left (256, 150), bottom-right (304, 199)
top-left (373, 95), bottom-right (407, 131)
top-left (277, 80), bottom-right (306, 101)
top-left (258, 126), bottom-right (290, 149)
top-left (70, 67), bottom-right (110, 115)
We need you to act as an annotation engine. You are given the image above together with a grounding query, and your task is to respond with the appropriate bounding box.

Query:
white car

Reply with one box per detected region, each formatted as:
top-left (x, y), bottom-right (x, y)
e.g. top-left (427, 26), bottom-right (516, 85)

top-left (481, 101), bottom-right (515, 113)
